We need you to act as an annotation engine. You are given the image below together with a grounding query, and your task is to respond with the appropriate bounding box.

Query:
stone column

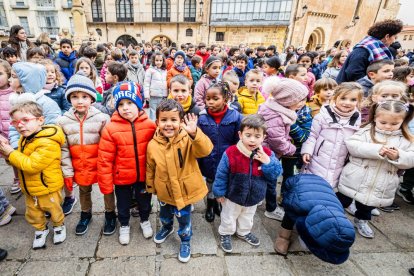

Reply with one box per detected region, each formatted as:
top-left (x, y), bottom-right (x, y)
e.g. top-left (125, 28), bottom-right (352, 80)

top-left (71, 0), bottom-right (89, 48)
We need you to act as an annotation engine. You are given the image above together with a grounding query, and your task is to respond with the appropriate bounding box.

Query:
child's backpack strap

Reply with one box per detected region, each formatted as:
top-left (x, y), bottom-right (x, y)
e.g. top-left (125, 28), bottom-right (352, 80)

top-left (324, 105), bottom-right (338, 124)
top-left (349, 111), bottom-right (360, 126)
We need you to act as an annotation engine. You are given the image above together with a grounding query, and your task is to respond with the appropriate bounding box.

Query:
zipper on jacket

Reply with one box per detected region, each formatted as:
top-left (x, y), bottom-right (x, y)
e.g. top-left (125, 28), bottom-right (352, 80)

top-left (178, 148), bottom-right (184, 168)
top-left (316, 140), bottom-right (325, 156)
top-left (20, 138), bottom-right (30, 196)
top-left (131, 122), bottom-right (140, 182)
top-left (244, 151), bottom-right (255, 205)
top-left (40, 172), bottom-right (48, 187)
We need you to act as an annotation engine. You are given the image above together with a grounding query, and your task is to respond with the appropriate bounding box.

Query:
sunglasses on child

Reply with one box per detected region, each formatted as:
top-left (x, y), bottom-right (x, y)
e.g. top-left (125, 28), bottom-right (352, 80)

top-left (10, 117), bottom-right (39, 127)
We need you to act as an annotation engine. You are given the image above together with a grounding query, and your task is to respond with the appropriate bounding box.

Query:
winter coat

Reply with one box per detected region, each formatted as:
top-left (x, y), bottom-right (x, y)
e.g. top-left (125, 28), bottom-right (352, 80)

top-left (237, 87), bottom-right (265, 115)
top-left (166, 57), bottom-right (174, 71)
top-left (322, 67), bottom-right (341, 80)
top-left (54, 50), bottom-right (77, 84)
top-left (100, 63), bottom-right (111, 91)
top-left (233, 67), bottom-right (250, 88)
top-left (190, 66), bottom-right (202, 88)
top-left (0, 88), bottom-right (13, 138)
top-left (229, 95), bottom-right (242, 113)
top-left (126, 62), bottom-right (145, 85)
top-left (146, 127), bottom-right (213, 210)
top-left (258, 103), bottom-right (296, 157)
top-left (304, 71), bottom-right (316, 99)
top-left (45, 85), bottom-right (71, 113)
top-left (143, 66), bottom-right (167, 99)
top-left (98, 111), bottom-right (156, 194)
top-left (290, 105), bottom-right (312, 155)
top-left (301, 105), bottom-right (361, 188)
top-left (311, 64), bottom-right (322, 80)
top-left (194, 74), bottom-right (216, 109)
top-left (308, 95), bottom-right (323, 117)
top-left (356, 76), bottom-right (374, 98)
top-left (195, 50), bottom-right (210, 65)
top-left (186, 99), bottom-right (201, 116)
top-left (140, 50), bottom-right (153, 70)
top-left (57, 106), bottom-right (110, 186)
top-left (213, 145), bottom-right (281, 207)
top-left (166, 65), bottom-right (193, 88)
top-left (338, 126), bottom-right (414, 207)
top-left (197, 108), bottom-right (242, 180)
top-left (336, 48), bottom-right (370, 83)
top-left (8, 125), bottom-right (65, 196)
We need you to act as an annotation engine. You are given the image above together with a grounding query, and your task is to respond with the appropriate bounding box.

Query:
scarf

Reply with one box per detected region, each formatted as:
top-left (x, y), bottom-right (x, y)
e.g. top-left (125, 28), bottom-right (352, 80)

top-left (43, 82), bottom-right (56, 92)
top-left (332, 105), bottom-right (356, 118)
top-left (168, 94), bottom-right (193, 112)
top-left (207, 105), bottom-right (228, 124)
top-left (174, 62), bottom-right (187, 72)
top-left (19, 41), bottom-right (28, 61)
top-left (265, 98), bottom-right (297, 125)
top-left (128, 61), bottom-right (141, 69)
top-left (236, 140), bottom-right (263, 159)
top-left (354, 36), bottom-right (393, 62)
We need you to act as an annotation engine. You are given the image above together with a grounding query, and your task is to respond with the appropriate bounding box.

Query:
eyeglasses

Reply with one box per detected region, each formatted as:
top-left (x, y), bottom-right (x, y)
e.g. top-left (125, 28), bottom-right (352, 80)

top-left (10, 117), bottom-right (39, 127)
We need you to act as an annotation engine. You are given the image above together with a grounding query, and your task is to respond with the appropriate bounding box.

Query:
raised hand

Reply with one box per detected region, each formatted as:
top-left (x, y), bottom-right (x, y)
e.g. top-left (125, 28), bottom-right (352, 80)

top-left (253, 147), bottom-right (270, 164)
top-left (182, 113), bottom-right (198, 138)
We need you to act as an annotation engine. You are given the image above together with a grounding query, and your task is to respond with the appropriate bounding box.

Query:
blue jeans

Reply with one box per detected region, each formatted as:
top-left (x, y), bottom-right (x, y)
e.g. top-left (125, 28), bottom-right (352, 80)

top-left (159, 202), bottom-right (192, 242)
top-left (0, 187), bottom-right (9, 215)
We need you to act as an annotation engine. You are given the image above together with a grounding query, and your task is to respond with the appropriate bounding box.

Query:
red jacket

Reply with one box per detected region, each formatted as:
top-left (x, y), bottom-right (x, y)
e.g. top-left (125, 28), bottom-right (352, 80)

top-left (97, 111), bottom-right (156, 194)
top-left (196, 50), bottom-right (210, 65)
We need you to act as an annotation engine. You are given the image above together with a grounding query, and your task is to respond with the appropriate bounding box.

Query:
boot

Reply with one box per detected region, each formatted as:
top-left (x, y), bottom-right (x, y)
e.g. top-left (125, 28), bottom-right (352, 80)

top-left (205, 198), bottom-right (215, 222)
top-left (274, 227), bottom-right (292, 256)
top-left (213, 201), bottom-right (222, 217)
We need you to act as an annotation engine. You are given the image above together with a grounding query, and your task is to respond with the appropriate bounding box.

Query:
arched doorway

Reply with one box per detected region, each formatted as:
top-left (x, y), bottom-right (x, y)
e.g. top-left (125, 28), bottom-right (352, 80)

top-left (151, 35), bottom-right (172, 47)
top-left (306, 27), bottom-right (325, 51)
top-left (116, 35), bottom-right (138, 47)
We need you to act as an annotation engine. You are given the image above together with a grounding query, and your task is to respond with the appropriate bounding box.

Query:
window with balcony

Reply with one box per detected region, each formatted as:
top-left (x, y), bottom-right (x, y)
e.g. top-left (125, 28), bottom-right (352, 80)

top-left (184, 0), bottom-right (196, 22)
top-left (0, 2), bottom-right (7, 27)
top-left (153, 0), bottom-right (170, 22)
top-left (116, 0), bottom-right (133, 22)
top-left (18, 17), bottom-right (30, 35)
top-left (186, 28), bottom-right (193, 37)
top-left (91, 0), bottom-right (103, 22)
top-left (36, 0), bottom-right (55, 7)
top-left (37, 11), bottom-right (59, 35)
top-left (216, 32), bottom-right (224, 41)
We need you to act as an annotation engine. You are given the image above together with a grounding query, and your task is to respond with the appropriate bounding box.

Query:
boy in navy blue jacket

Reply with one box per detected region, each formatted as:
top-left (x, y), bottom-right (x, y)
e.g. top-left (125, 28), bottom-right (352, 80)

top-left (213, 114), bottom-right (282, 253)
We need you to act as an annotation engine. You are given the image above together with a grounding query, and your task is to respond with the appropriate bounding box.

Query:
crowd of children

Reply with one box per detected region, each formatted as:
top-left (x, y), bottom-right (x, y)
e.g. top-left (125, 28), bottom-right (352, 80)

top-left (0, 19), bottom-right (413, 268)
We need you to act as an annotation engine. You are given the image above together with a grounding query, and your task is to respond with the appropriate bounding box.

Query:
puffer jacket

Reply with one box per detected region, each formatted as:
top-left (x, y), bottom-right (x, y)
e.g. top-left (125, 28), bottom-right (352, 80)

top-left (233, 67), bottom-right (249, 88)
top-left (54, 50), bottom-right (77, 84)
top-left (194, 74), bottom-right (216, 109)
top-left (304, 71), bottom-right (316, 99)
top-left (338, 126), bottom-right (414, 207)
top-left (98, 111), bottom-right (156, 194)
top-left (308, 95), bottom-right (323, 117)
top-left (356, 76), bottom-right (374, 98)
top-left (197, 108), bottom-right (242, 180)
top-left (143, 66), bottom-right (167, 99)
top-left (126, 62), bottom-right (145, 85)
top-left (237, 87), bottom-right (265, 115)
top-left (301, 105), bottom-right (360, 188)
top-left (190, 66), bottom-right (202, 88)
top-left (322, 67), bottom-right (341, 80)
top-left (0, 87), bottom-right (12, 138)
top-left (57, 106), bottom-right (110, 185)
top-left (146, 127), bottom-right (213, 210)
top-left (166, 65), bottom-right (193, 88)
top-left (8, 125), bottom-right (65, 196)
top-left (45, 84), bottom-right (71, 113)
top-left (100, 63), bottom-right (111, 91)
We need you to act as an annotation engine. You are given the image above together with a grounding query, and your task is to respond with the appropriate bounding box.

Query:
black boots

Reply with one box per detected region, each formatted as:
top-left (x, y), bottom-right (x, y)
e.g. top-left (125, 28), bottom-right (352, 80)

top-left (214, 201), bottom-right (222, 217)
top-left (205, 198), bottom-right (215, 222)
top-left (0, 248), bottom-right (7, 261)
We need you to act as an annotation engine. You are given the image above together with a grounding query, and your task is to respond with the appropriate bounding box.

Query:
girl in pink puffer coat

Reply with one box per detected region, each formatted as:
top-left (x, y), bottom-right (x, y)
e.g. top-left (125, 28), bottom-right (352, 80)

top-left (301, 82), bottom-right (363, 188)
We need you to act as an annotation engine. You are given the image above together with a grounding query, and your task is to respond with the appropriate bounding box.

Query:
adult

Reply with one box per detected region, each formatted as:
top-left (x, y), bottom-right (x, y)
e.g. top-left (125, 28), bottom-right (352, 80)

top-left (8, 25), bottom-right (34, 61)
top-left (35, 32), bottom-right (55, 59)
top-left (336, 19), bottom-right (403, 83)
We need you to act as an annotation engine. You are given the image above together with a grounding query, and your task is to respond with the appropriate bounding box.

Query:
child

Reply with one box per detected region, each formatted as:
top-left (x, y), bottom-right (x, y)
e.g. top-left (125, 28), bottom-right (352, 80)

top-left (233, 54), bottom-right (250, 88)
top-left (2, 47), bottom-right (19, 66)
top-left (356, 60), bottom-right (394, 97)
top-left (0, 102), bottom-right (66, 249)
top-left (196, 42), bottom-right (210, 65)
top-left (168, 75), bottom-right (200, 115)
top-left (190, 55), bottom-right (203, 89)
top-left (98, 81), bottom-right (156, 245)
top-left (308, 78), bottom-right (338, 117)
top-left (222, 70), bottom-right (242, 113)
top-left (185, 44), bottom-right (195, 66)
top-left (39, 59), bottom-right (71, 113)
top-left (322, 50), bottom-right (348, 80)
top-left (146, 99), bottom-right (213, 262)
top-left (263, 56), bottom-right (281, 78)
top-left (27, 47), bottom-right (46, 63)
top-left (198, 82), bottom-right (243, 222)
top-left (393, 66), bottom-right (414, 86)
top-left (301, 82), bottom-right (363, 188)
top-left (56, 72), bottom-right (113, 235)
top-left (75, 57), bottom-right (104, 103)
top-left (337, 100), bottom-right (414, 238)
top-left (167, 51), bottom-right (193, 89)
top-left (258, 78), bottom-right (308, 221)
top-left (237, 69), bottom-right (265, 115)
top-left (144, 51), bottom-right (168, 121)
top-left (100, 52), bottom-right (115, 91)
top-left (165, 47), bottom-right (177, 71)
top-left (140, 42), bottom-right (153, 70)
top-left (297, 53), bottom-right (316, 99)
top-left (285, 64), bottom-right (308, 86)
top-left (213, 114), bottom-right (282, 252)
top-left (194, 56), bottom-right (222, 109)
top-left (100, 61), bottom-right (128, 115)
top-left (54, 38), bottom-right (77, 84)
top-left (126, 50), bottom-right (145, 85)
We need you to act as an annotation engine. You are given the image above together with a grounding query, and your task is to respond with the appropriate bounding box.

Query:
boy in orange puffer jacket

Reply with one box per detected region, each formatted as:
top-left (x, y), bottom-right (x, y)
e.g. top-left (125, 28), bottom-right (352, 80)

top-left (98, 81), bottom-right (156, 246)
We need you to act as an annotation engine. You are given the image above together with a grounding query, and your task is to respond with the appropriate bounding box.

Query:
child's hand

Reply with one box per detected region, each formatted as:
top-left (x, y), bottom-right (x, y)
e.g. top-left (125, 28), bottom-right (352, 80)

top-left (182, 113), bottom-right (198, 138)
top-left (379, 146), bottom-right (388, 157)
top-left (0, 141), bottom-right (14, 157)
top-left (385, 147), bottom-right (399, 160)
top-left (254, 148), bottom-right (270, 164)
top-left (302, 154), bottom-right (311, 164)
top-left (216, 197), bottom-right (225, 203)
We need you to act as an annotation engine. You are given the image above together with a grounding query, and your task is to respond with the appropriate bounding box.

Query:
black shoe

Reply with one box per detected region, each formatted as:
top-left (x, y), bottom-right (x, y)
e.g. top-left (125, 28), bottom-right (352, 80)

top-left (103, 211), bottom-right (117, 236)
top-left (205, 198), bottom-right (215, 222)
top-left (409, 268), bottom-right (414, 276)
top-left (379, 202), bottom-right (400, 213)
top-left (397, 188), bottom-right (414, 204)
top-left (76, 212), bottom-right (92, 235)
top-left (0, 248), bottom-right (7, 261)
top-left (213, 201), bottom-right (222, 217)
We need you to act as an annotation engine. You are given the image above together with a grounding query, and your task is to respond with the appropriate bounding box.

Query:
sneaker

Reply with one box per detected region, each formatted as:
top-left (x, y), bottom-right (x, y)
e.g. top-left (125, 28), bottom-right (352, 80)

top-left (119, 225), bottom-right (130, 245)
top-left (130, 206), bottom-right (140, 217)
top-left (0, 212), bottom-right (11, 226)
top-left (220, 235), bottom-right (233, 253)
top-left (379, 203), bottom-right (400, 213)
top-left (371, 208), bottom-right (380, 216)
top-left (354, 218), bottom-right (374, 239)
top-left (190, 204), bottom-right (195, 212)
top-left (153, 227), bottom-right (174, 244)
top-left (397, 188), bottom-right (414, 204)
top-left (53, 225), bottom-right (66, 245)
top-left (237, 232), bottom-right (260, 246)
top-left (4, 205), bottom-right (16, 216)
top-left (103, 212), bottom-right (117, 235)
top-left (33, 228), bottom-right (49, 249)
top-left (264, 206), bottom-right (285, 221)
top-left (345, 201), bottom-right (357, 216)
top-left (75, 212), bottom-right (92, 235)
top-left (62, 197), bottom-right (77, 216)
top-left (178, 241), bottom-right (191, 263)
top-left (409, 268), bottom-right (414, 276)
top-left (10, 179), bottom-right (21, 194)
top-left (140, 220), bottom-right (153, 238)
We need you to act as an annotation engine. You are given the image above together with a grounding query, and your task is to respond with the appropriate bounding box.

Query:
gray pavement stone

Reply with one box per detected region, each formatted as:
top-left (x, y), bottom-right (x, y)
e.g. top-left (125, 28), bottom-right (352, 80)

top-left (351, 252), bottom-right (414, 276)
top-left (18, 259), bottom-right (89, 276)
top-left (225, 255), bottom-right (293, 276)
top-left (159, 256), bottom-right (226, 276)
top-left (88, 256), bottom-right (156, 275)
top-left (0, 260), bottom-right (22, 276)
top-left (0, 216), bottom-right (32, 260)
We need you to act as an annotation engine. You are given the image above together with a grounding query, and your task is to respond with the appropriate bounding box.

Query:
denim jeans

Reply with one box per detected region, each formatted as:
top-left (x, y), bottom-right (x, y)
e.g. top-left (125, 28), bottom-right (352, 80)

top-left (0, 187), bottom-right (9, 215)
top-left (159, 202), bottom-right (192, 242)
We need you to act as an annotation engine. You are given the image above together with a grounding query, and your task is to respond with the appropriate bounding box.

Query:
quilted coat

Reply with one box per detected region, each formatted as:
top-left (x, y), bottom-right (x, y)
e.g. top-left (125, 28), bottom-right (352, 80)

top-left (126, 62), bottom-right (145, 85)
top-left (194, 74), bottom-right (216, 109)
top-left (143, 66), bottom-right (167, 99)
top-left (237, 87), bottom-right (265, 115)
top-left (166, 65), bottom-right (193, 88)
top-left (0, 87), bottom-right (12, 138)
top-left (45, 85), bottom-right (71, 113)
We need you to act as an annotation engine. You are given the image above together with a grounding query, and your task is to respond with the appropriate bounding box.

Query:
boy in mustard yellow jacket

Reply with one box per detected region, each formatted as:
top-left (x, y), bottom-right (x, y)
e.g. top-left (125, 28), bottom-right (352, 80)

top-left (146, 99), bottom-right (213, 263)
top-left (0, 102), bottom-right (66, 249)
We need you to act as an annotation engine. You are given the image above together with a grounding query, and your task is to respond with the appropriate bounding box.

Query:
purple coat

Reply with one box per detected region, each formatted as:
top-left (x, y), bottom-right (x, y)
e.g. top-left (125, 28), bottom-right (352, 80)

top-left (301, 106), bottom-right (360, 188)
top-left (258, 104), bottom-right (296, 157)
top-left (0, 88), bottom-right (12, 137)
top-left (194, 74), bottom-right (216, 109)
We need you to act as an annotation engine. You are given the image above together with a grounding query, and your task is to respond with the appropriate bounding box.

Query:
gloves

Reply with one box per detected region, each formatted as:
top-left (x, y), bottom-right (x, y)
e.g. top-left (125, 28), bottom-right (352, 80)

top-left (64, 177), bottom-right (73, 192)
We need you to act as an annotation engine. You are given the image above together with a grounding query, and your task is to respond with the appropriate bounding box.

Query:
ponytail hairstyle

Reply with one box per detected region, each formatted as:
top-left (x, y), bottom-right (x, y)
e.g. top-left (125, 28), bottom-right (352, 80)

top-left (363, 100), bottom-right (414, 143)
top-left (207, 81), bottom-right (232, 103)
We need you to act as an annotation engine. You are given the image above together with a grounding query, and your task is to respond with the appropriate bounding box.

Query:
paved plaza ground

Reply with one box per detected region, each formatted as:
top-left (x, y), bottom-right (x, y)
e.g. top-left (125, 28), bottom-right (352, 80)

top-left (0, 159), bottom-right (413, 276)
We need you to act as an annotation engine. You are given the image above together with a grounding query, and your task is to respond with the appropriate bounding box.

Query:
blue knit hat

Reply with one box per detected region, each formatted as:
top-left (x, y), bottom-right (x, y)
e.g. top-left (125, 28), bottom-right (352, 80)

top-left (174, 50), bottom-right (186, 60)
top-left (12, 62), bottom-right (46, 93)
top-left (113, 81), bottom-right (143, 110)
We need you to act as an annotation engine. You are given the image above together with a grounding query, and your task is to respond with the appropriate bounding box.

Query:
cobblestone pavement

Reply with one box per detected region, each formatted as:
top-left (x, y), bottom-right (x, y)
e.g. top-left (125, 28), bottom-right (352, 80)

top-left (0, 159), bottom-right (413, 276)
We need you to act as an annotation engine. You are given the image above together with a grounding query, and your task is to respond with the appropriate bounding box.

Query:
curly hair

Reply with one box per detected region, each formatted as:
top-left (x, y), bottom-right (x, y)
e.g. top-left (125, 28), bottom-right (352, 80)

top-left (38, 59), bottom-right (64, 86)
top-left (207, 81), bottom-right (232, 103)
top-left (367, 19), bottom-right (403, 39)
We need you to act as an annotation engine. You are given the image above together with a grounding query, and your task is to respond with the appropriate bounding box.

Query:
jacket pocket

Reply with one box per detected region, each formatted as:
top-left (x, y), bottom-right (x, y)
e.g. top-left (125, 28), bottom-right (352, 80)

top-left (154, 177), bottom-right (173, 199)
top-left (40, 172), bottom-right (48, 188)
top-left (181, 171), bottom-right (205, 199)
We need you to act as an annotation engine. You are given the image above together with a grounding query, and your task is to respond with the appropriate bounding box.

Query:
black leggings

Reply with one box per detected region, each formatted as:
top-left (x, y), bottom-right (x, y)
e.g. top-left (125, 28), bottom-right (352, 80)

top-left (336, 192), bottom-right (375, 220)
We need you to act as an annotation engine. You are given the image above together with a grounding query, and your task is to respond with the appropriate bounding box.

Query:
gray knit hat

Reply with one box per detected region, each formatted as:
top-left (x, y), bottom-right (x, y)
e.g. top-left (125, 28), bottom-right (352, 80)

top-left (65, 71), bottom-right (97, 102)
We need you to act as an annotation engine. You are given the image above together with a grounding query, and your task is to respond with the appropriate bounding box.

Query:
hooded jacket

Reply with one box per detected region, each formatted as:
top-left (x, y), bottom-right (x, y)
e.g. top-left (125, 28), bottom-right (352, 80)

top-left (194, 74), bottom-right (216, 109)
top-left (146, 127), bottom-right (213, 210)
top-left (0, 87), bottom-right (13, 138)
top-left (233, 67), bottom-right (249, 88)
top-left (54, 50), bottom-right (77, 84)
top-left (8, 125), bottom-right (65, 196)
top-left (143, 66), bottom-right (167, 99)
top-left (237, 87), bottom-right (265, 115)
top-left (126, 62), bottom-right (145, 85)
top-left (166, 65), bottom-right (193, 89)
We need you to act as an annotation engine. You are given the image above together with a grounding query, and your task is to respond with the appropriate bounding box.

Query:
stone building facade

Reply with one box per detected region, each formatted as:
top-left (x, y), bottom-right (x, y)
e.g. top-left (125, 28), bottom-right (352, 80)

top-left (400, 26), bottom-right (414, 52)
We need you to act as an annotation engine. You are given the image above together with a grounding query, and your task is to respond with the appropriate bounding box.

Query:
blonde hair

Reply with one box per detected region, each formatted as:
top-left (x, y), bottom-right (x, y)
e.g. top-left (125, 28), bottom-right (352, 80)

top-left (9, 101), bottom-right (43, 118)
top-left (0, 60), bottom-right (11, 79)
top-left (364, 80), bottom-right (408, 107)
top-left (75, 57), bottom-right (97, 84)
top-left (332, 82), bottom-right (363, 106)
top-left (38, 59), bottom-right (63, 85)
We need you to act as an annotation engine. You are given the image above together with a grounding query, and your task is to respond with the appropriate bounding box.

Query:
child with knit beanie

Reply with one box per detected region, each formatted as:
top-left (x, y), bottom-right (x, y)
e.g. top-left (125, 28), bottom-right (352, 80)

top-left (167, 51), bottom-right (193, 89)
top-left (258, 77), bottom-right (308, 222)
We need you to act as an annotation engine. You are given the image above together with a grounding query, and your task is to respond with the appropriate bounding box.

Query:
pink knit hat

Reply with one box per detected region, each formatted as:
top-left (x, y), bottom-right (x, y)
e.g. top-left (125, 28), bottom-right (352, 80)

top-left (263, 77), bottom-right (308, 107)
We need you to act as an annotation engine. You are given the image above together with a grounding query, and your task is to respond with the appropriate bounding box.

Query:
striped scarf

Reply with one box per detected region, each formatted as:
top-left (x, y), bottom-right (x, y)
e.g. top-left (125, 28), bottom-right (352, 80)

top-left (354, 36), bottom-right (393, 63)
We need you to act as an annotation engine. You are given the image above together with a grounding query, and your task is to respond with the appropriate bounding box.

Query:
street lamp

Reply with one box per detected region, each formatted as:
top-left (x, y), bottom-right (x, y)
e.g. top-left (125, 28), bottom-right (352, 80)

top-left (295, 5), bottom-right (308, 20)
top-left (345, 15), bottom-right (360, 29)
top-left (199, 0), bottom-right (204, 17)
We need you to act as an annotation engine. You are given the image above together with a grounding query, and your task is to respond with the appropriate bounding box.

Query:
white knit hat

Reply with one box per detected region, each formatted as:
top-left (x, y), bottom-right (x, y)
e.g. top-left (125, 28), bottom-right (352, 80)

top-left (65, 71), bottom-right (97, 102)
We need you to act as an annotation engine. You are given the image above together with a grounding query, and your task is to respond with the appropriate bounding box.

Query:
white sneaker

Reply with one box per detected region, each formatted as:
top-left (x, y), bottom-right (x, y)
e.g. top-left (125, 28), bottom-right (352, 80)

top-left (140, 220), bottom-right (153, 239)
top-left (33, 229), bottom-right (49, 249)
top-left (119, 225), bottom-right (130, 245)
top-left (371, 208), bottom-right (380, 216)
top-left (354, 218), bottom-right (374, 239)
top-left (345, 201), bottom-right (357, 216)
top-left (190, 204), bottom-right (195, 212)
top-left (53, 225), bottom-right (66, 245)
top-left (264, 206), bottom-right (285, 221)
top-left (257, 201), bottom-right (263, 206)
